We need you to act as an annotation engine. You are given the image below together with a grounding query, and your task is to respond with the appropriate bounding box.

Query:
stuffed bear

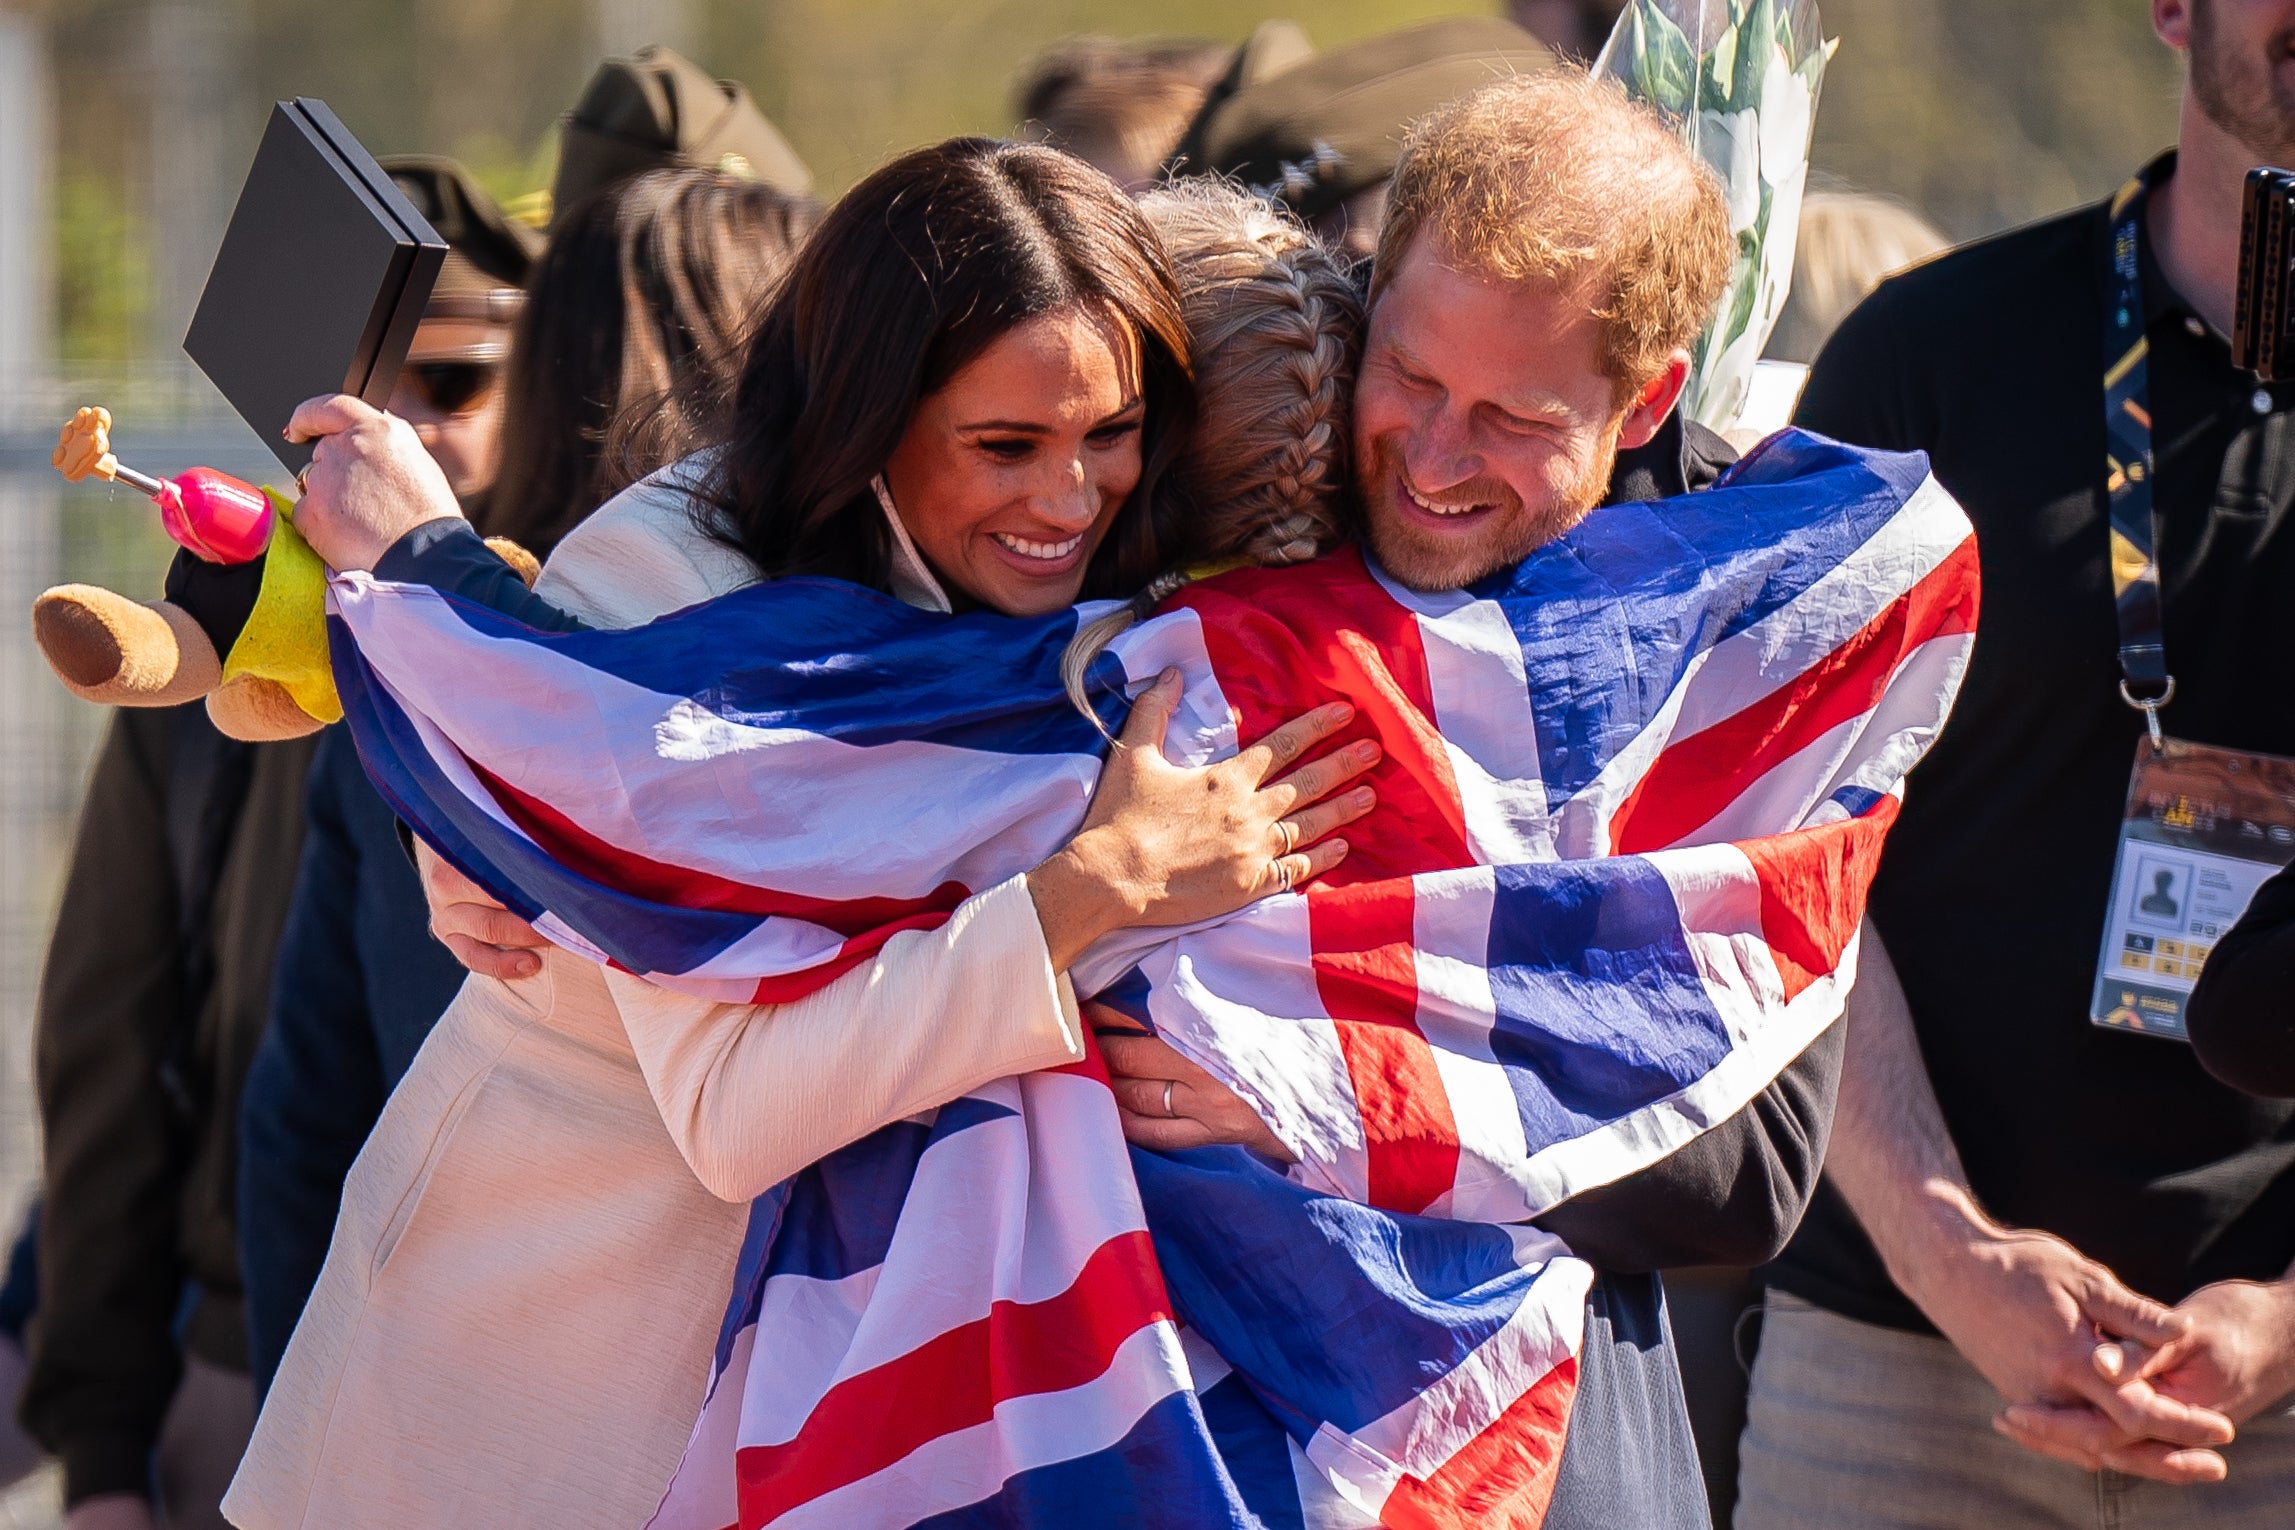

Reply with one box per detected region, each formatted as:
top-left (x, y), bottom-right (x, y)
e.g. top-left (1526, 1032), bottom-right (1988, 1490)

top-left (36, 406), bottom-right (537, 742)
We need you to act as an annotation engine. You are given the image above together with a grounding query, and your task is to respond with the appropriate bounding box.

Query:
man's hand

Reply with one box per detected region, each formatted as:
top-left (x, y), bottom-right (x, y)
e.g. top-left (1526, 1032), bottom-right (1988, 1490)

top-left (1825, 922), bottom-right (2234, 1483)
top-left (1997, 1276), bottom-right (2295, 1479)
top-left (415, 841), bottom-right (548, 981)
top-left (1893, 1190), bottom-right (2234, 1482)
top-left (1090, 1010), bottom-right (1295, 1160)
top-left (65, 1495), bottom-right (157, 1530)
top-left (285, 394), bottom-right (464, 572)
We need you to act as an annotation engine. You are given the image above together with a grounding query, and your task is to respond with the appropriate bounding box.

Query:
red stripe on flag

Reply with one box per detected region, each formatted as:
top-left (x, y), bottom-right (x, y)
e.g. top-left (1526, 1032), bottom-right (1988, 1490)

top-left (1381, 1356), bottom-right (1579, 1530)
top-left (1179, 550), bottom-right (1473, 883)
top-left (1737, 801), bottom-right (1896, 1001)
top-left (733, 1230), bottom-right (1174, 1526)
top-left (1309, 883), bottom-right (1461, 1215)
top-left (1610, 536), bottom-right (1978, 856)
top-left (471, 761), bottom-right (972, 934)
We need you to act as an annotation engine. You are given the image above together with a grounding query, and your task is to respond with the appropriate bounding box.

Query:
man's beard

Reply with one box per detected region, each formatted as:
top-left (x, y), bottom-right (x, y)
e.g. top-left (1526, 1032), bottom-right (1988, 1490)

top-left (1358, 427), bottom-right (1618, 593)
top-left (2191, 0), bottom-right (2295, 165)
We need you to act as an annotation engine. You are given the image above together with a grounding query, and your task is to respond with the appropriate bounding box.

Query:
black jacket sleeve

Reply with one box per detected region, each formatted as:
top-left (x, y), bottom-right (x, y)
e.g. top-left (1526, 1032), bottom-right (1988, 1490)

top-left (373, 519), bottom-right (592, 631)
top-left (2186, 860), bottom-right (2295, 1097)
top-left (24, 711), bottom-right (189, 1504)
top-left (237, 733), bottom-right (386, 1395)
top-left (1532, 1019), bottom-right (1844, 1271)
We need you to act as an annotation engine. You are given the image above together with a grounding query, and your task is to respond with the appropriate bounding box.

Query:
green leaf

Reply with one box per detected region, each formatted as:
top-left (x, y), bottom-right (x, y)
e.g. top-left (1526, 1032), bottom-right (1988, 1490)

top-left (1628, 0), bottom-right (1698, 116)
top-left (1702, 21), bottom-right (1739, 114)
top-left (1729, 0), bottom-right (1778, 113)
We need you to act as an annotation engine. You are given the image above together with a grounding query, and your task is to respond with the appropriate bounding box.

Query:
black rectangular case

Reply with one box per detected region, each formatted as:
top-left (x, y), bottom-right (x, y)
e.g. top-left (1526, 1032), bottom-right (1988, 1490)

top-left (183, 98), bottom-right (447, 471)
top-left (2232, 167), bottom-right (2295, 381)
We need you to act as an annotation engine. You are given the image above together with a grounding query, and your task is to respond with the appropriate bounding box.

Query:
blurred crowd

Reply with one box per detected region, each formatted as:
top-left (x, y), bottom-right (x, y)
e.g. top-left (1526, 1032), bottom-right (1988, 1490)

top-left (16, 3), bottom-right (2295, 1530)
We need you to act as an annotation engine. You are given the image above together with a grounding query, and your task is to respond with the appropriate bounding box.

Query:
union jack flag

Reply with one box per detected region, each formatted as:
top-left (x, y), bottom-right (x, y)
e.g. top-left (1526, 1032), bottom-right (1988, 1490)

top-left (328, 431), bottom-right (1977, 1528)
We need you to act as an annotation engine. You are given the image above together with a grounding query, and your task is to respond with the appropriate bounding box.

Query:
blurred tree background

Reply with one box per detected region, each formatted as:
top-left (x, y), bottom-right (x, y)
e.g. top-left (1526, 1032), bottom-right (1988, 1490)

top-left (33, 0), bottom-right (2185, 367)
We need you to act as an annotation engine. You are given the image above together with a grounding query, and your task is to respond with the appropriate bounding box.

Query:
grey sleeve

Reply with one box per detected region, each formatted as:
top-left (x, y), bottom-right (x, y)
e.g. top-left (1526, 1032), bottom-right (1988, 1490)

top-left (1532, 1019), bottom-right (1844, 1272)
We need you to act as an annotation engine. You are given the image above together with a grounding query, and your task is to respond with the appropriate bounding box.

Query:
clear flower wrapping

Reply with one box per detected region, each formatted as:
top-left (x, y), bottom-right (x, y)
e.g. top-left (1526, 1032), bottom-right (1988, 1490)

top-left (1596, 0), bottom-right (1836, 433)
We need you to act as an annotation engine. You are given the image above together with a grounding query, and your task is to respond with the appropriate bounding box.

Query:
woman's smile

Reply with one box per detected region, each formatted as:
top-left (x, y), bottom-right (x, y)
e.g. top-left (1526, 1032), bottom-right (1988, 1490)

top-left (988, 528), bottom-right (1087, 568)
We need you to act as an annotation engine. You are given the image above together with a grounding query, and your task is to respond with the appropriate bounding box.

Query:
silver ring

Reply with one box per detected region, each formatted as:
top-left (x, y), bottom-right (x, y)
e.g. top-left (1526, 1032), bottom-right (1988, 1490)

top-left (1276, 819), bottom-right (1297, 857)
top-left (1162, 1080), bottom-right (1177, 1117)
top-left (1273, 858), bottom-right (1295, 895)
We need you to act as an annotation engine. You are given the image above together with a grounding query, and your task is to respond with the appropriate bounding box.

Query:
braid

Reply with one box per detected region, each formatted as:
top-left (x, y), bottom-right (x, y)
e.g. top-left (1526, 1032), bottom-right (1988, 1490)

top-left (1060, 180), bottom-right (1365, 720)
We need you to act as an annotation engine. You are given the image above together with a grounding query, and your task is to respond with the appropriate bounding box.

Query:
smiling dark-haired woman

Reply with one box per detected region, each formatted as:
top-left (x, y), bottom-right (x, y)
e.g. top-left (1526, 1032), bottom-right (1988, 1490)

top-left (226, 141), bottom-right (1372, 1530)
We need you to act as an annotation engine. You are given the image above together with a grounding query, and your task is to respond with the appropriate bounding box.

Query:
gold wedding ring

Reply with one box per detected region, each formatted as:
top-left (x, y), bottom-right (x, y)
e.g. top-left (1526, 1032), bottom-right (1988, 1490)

top-left (1162, 1080), bottom-right (1177, 1117)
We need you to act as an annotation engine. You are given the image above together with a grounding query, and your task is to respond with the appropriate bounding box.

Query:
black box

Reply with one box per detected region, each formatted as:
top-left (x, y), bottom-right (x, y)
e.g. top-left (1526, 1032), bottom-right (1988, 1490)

top-left (2232, 167), bottom-right (2295, 382)
top-left (184, 98), bottom-right (447, 472)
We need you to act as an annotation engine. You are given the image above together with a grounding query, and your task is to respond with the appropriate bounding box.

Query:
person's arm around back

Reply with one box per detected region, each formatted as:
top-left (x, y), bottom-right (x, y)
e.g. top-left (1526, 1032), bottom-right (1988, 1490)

top-left (1825, 918), bottom-right (2233, 1479)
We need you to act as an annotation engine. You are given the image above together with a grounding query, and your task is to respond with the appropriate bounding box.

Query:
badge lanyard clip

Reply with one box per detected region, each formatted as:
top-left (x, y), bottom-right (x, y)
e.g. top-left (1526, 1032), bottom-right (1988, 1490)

top-left (2103, 169), bottom-right (2176, 752)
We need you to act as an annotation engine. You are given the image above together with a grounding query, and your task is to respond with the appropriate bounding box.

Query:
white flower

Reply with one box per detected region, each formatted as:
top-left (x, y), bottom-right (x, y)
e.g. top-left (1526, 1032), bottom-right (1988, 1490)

top-left (1757, 160), bottom-right (1811, 324)
top-left (1757, 50), bottom-right (1814, 187)
top-left (1701, 108), bottom-right (1763, 233)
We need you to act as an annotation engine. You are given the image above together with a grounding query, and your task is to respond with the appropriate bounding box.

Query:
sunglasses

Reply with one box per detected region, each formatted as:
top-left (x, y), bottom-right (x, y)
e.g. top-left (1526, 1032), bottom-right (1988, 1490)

top-left (403, 360), bottom-right (503, 416)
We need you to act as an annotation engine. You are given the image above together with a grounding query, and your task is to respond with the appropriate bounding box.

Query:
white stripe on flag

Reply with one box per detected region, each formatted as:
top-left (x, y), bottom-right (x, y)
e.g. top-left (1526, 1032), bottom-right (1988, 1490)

top-left (768, 1321), bottom-right (1194, 1530)
top-left (739, 1070), bottom-right (1147, 1449)
top-left (1344, 1235), bottom-right (1587, 1480)
top-left (1145, 898), bottom-right (1371, 1202)
top-left (335, 577), bottom-right (1097, 899)
top-left (1379, 573), bottom-right (1555, 869)
top-left (1561, 477), bottom-right (1966, 855)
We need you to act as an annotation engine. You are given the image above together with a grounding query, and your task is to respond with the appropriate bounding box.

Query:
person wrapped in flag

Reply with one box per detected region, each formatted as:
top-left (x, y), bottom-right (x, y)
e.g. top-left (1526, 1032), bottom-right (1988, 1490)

top-left (238, 78), bottom-right (1976, 1530)
top-left (226, 141), bottom-right (1388, 1530)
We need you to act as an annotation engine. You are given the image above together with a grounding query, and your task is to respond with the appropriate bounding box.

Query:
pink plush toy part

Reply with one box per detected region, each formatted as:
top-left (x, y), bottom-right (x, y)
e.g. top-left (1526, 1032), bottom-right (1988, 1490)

top-left (52, 406), bottom-right (275, 564)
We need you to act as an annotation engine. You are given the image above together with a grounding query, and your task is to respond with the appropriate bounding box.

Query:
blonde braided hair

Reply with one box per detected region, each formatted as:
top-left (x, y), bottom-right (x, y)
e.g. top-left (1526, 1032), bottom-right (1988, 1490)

top-left (1062, 179), bottom-right (1363, 719)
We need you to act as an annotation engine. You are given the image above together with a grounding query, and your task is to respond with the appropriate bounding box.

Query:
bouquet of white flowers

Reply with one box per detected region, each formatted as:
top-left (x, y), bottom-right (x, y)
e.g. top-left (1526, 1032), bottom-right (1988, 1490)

top-left (1596, 0), bottom-right (1835, 432)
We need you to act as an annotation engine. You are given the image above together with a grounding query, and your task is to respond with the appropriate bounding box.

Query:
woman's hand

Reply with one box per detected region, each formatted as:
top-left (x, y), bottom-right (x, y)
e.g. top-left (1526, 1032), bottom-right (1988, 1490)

top-left (285, 394), bottom-right (465, 571)
top-left (415, 841), bottom-right (550, 981)
top-left (1027, 669), bottom-right (1378, 969)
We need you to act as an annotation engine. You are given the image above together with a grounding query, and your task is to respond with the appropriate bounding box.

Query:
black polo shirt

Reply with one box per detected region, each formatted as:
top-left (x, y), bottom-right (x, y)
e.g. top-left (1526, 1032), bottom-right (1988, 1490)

top-left (1769, 158), bottom-right (2295, 1332)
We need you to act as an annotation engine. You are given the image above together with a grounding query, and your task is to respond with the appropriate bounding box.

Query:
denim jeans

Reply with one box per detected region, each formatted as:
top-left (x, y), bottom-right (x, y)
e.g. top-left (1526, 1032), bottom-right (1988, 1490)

top-left (1735, 1289), bottom-right (2295, 1530)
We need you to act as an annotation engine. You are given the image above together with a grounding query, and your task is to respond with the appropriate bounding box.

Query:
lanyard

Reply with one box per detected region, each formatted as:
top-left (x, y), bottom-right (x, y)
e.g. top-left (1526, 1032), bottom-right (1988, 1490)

top-left (2102, 165), bottom-right (2175, 746)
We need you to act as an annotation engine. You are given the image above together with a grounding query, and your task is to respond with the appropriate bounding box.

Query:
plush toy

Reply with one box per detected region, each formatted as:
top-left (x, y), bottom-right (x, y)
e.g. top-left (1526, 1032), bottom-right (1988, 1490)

top-left (35, 406), bottom-right (538, 742)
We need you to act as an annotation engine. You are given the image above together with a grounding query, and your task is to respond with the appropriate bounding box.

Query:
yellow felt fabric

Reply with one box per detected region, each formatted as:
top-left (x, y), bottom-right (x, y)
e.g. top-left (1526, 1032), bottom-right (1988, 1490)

top-left (218, 489), bottom-right (342, 724)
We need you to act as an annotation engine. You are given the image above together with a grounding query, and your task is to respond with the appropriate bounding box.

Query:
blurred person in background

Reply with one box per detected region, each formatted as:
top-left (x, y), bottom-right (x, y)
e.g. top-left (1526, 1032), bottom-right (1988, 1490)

top-left (1510, 0), bottom-right (1628, 61)
top-left (1014, 33), bottom-right (1237, 191)
top-left (482, 168), bottom-right (819, 558)
top-left (236, 144), bottom-right (819, 1395)
top-left (377, 157), bottom-right (543, 506)
top-left (1737, 2), bottom-right (2295, 1524)
top-left (20, 161), bottom-right (529, 1530)
top-left (1763, 192), bottom-right (1949, 366)
top-left (2186, 859), bottom-right (2295, 1099)
top-left (1168, 14), bottom-right (1555, 259)
top-left (549, 43), bottom-right (812, 227)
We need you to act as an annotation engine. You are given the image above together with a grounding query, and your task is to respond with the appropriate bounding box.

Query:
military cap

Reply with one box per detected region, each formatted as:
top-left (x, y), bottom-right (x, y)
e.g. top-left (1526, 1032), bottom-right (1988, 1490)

top-left (380, 155), bottom-right (540, 322)
top-left (553, 45), bottom-right (812, 220)
top-left (1169, 15), bottom-right (1555, 220)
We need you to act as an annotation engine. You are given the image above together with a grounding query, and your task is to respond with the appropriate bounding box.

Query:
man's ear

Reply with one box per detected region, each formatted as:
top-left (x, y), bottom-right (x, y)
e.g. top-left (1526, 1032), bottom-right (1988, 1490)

top-left (2153, 0), bottom-right (2191, 52)
top-left (1616, 350), bottom-right (1693, 451)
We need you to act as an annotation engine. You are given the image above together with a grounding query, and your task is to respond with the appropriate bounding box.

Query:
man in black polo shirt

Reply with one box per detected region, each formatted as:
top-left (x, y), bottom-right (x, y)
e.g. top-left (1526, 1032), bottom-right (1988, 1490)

top-left (1737, 2), bottom-right (2295, 1524)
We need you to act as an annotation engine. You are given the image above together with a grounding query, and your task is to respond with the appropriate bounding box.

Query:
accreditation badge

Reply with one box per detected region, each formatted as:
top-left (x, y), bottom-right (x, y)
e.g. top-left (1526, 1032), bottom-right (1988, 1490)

top-left (2092, 738), bottom-right (2295, 1039)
